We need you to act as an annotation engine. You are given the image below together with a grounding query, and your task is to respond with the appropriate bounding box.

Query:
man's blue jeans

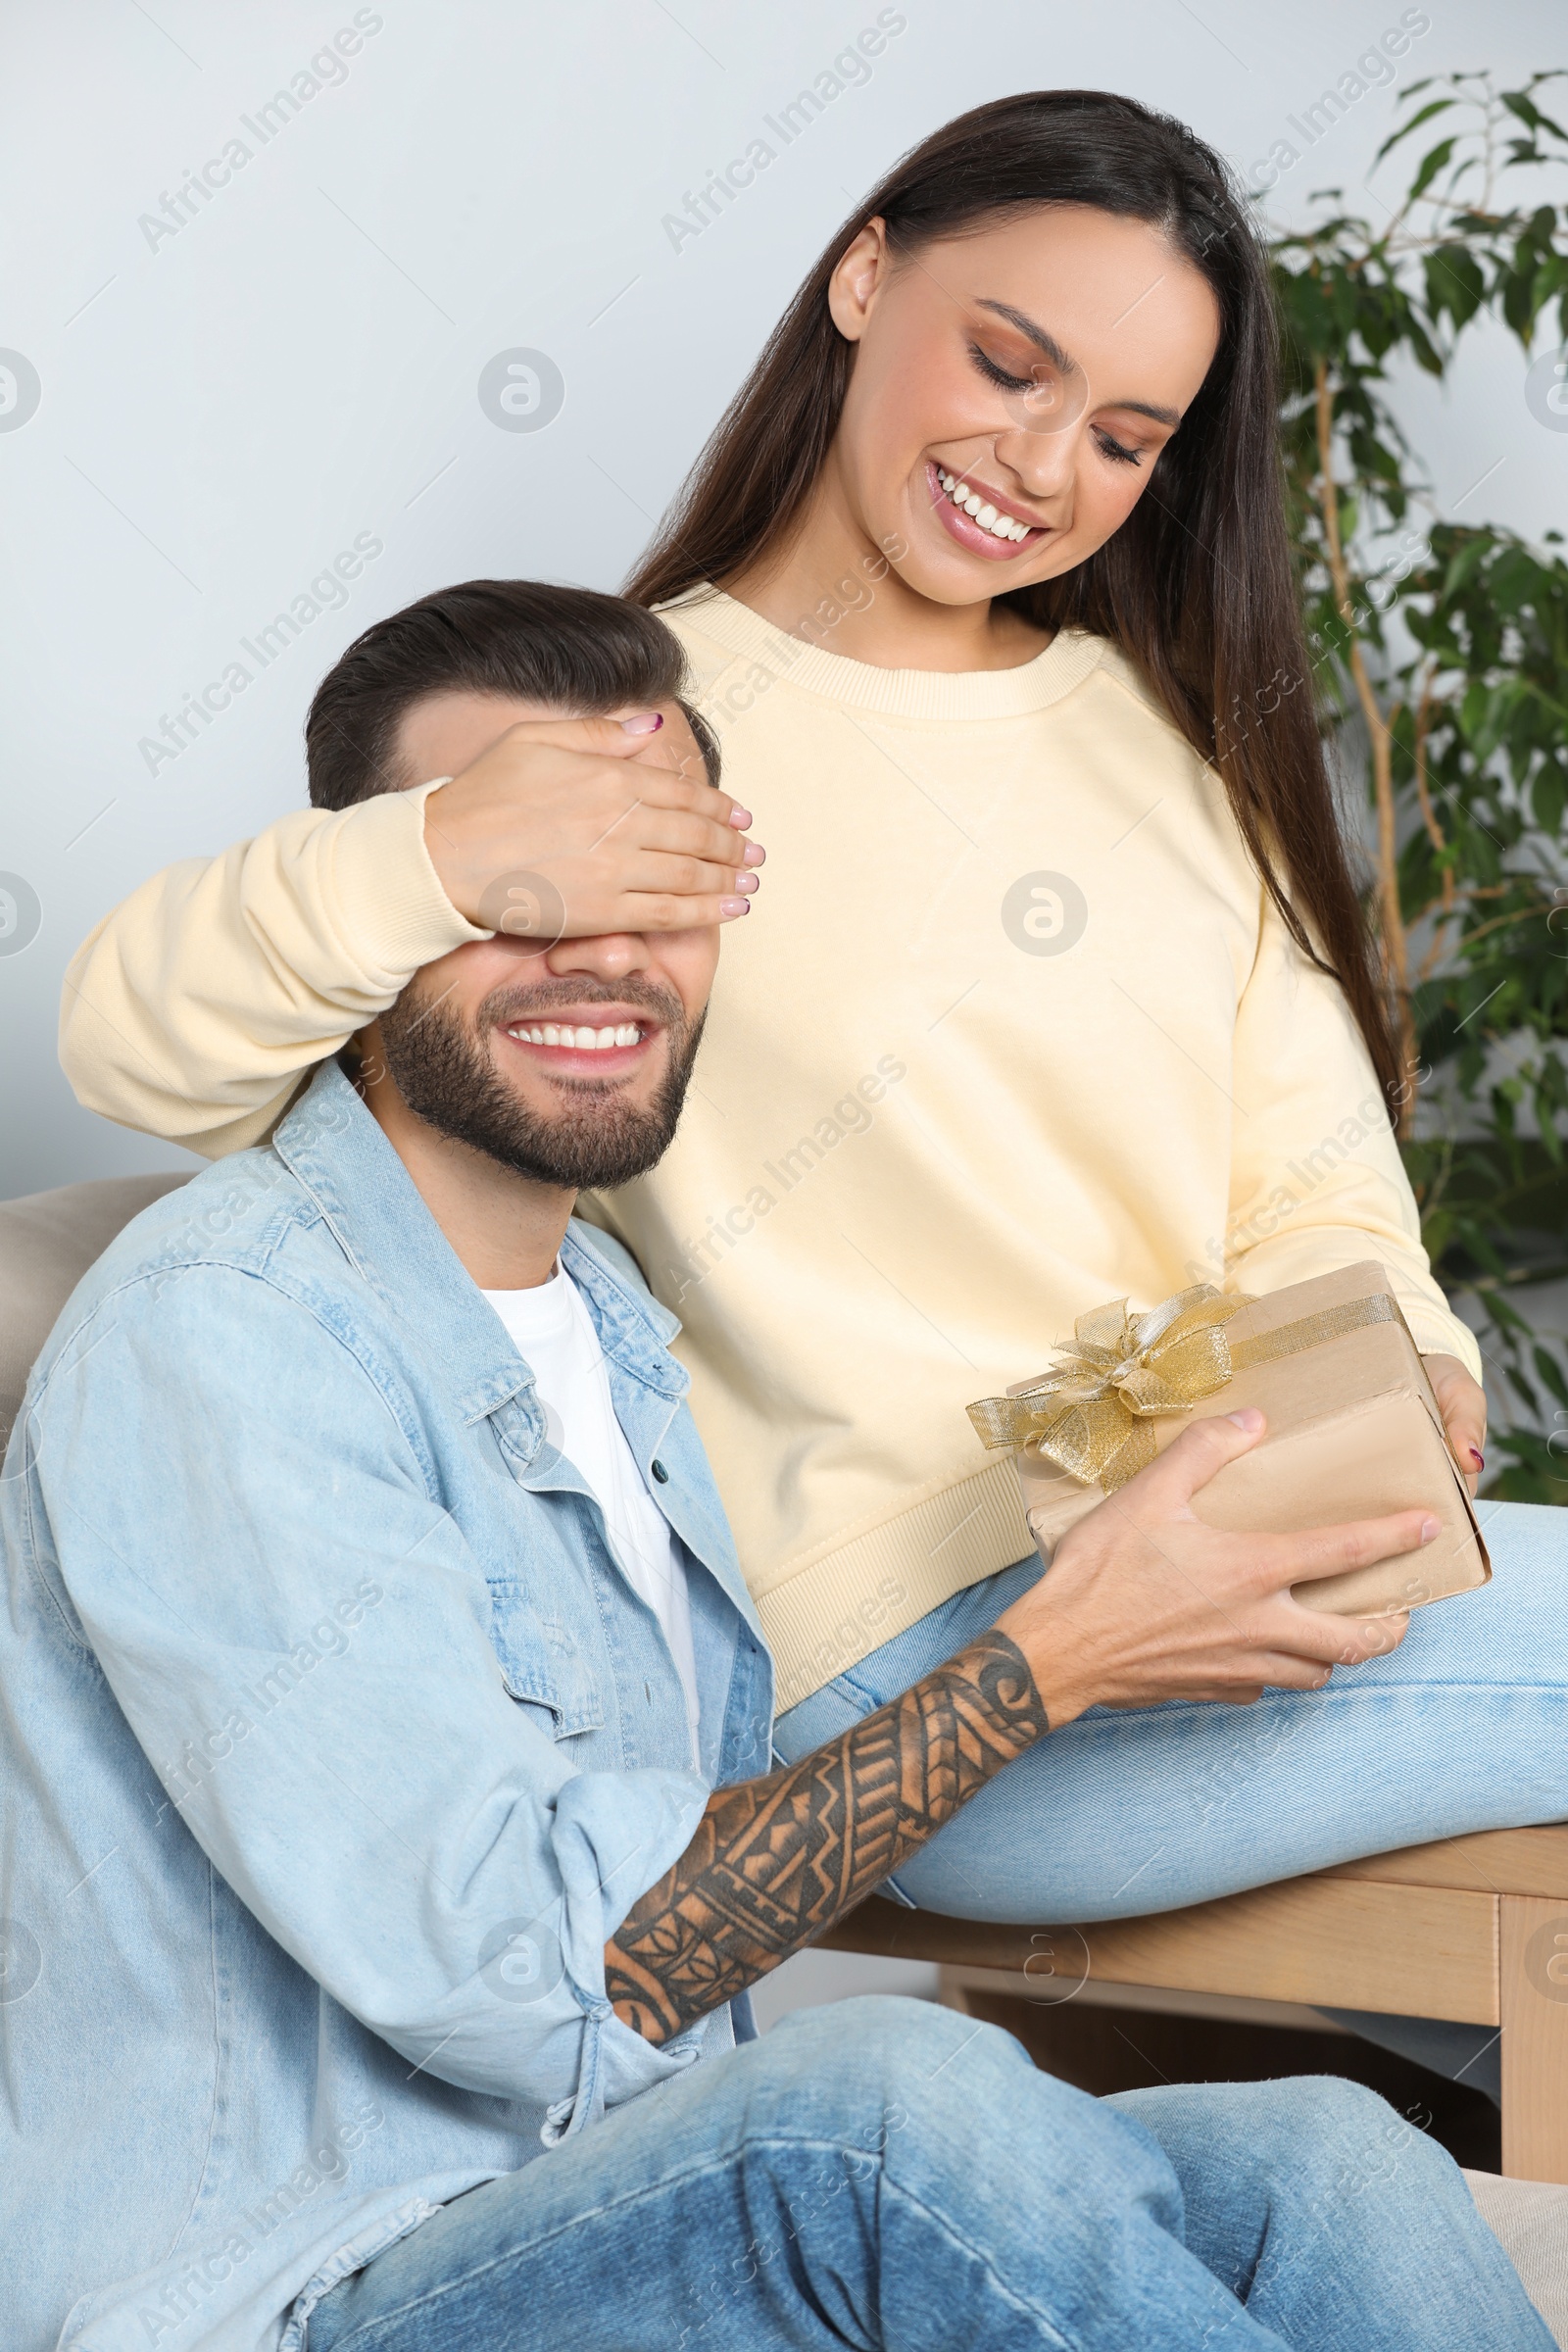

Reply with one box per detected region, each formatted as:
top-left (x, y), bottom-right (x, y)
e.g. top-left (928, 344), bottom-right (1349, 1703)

top-left (307, 1997), bottom-right (1547, 2349)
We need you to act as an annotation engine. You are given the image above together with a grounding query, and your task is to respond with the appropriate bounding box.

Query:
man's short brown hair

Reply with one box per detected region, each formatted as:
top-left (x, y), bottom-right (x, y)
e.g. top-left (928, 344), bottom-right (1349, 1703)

top-left (305, 578), bottom-right (718, 808)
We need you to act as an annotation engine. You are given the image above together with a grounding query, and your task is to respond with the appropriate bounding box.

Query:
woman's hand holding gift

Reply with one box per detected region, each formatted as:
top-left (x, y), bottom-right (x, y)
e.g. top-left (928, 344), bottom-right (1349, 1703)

top-left (1424, 1353), bottom-right (1488, 1494)
top-left (996, 1406), bottom-right (1442, 1728)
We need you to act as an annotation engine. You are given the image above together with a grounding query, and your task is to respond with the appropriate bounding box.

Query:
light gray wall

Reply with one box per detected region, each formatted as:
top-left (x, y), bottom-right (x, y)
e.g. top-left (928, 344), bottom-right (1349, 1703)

top-left (4, 0), bottom-right (1566, 1200)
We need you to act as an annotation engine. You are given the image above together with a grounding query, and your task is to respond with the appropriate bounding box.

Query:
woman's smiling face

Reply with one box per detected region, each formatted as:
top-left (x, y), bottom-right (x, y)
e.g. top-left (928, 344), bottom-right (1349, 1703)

top-left (826, 204), bottom-right (1222, 604)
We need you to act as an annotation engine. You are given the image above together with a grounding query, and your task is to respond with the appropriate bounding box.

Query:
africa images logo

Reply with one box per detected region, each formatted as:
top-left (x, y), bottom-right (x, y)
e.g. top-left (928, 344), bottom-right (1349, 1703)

top-left (477, 350), bottom-right (565, 433)
top-left (1001, 871), bottom-right (1089, 956)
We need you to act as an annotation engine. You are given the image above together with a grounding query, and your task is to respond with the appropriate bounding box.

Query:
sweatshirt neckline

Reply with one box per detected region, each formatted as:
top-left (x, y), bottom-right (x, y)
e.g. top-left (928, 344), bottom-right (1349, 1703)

top-left (659, 586), bottom-right (1105, 721)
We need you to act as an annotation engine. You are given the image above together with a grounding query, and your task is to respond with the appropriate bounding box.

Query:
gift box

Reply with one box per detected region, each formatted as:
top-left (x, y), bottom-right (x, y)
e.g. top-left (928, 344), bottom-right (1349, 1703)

top-left (967, 1262), bottom-right (1490, 1619)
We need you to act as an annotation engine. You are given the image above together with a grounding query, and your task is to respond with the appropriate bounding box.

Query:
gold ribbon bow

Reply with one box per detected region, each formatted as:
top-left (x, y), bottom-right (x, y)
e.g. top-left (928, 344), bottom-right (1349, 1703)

top-left (966, 1285), bottom-right (1252, 1494)
top-left (969, 1285), bottom-right (1407, 1494)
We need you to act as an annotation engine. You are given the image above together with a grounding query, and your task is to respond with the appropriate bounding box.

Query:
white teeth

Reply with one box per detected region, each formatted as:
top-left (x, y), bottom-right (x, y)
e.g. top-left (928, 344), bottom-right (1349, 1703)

top-left (514, 1019), bottom-right (644, 1050)
top-left (940, 459), bottom-right (1034, 538)
top-left (936, 465), bottom-right (1034, 542)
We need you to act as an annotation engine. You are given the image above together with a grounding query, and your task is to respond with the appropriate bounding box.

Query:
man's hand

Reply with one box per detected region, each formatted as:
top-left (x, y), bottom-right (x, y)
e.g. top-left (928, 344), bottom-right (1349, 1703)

top-left (997, 1406), bottom-right (1436, 1727)
top-left (1424, 1352), bottom-right (1488, 1494)
top-left (421, 709), bottom-right (764, 937)
top-left (607, 1407), bottom-right (1442, 2046)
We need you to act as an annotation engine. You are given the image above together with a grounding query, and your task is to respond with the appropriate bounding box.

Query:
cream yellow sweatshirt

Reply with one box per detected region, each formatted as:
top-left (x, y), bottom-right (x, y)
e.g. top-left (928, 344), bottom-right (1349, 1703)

top-left (61, 589), bottom-right (1480, 1707)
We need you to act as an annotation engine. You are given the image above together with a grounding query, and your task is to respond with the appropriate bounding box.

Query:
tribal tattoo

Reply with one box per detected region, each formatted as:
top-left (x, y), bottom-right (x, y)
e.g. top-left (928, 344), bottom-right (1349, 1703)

top-left (605, 1629), bottom-right (1049, 2044)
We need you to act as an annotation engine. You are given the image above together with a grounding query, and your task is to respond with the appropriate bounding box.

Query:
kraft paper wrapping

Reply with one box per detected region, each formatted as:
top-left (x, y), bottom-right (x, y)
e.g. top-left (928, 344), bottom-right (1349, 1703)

top-left (1006, 1263), bottom-right (1490, 1618)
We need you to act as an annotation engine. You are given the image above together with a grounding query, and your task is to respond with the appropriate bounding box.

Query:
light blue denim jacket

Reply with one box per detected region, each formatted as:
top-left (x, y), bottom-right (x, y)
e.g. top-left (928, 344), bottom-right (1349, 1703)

top-left (0, 1063), bottom-right (773, 2352)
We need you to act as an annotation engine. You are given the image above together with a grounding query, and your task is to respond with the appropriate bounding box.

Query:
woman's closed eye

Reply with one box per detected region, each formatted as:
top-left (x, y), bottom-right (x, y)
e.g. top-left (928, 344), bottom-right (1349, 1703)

top-left (967, 341), bottom-right (1052, 398)
top-left (968, 343), bottom-right (1148, 468)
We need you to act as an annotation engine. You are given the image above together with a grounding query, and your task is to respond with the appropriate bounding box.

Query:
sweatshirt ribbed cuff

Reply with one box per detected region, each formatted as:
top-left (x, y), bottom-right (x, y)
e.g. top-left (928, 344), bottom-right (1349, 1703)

top-left (326, 780), bottom-right (487, 990)
top-left (1406, 1311), bottom-right (1484, 1385)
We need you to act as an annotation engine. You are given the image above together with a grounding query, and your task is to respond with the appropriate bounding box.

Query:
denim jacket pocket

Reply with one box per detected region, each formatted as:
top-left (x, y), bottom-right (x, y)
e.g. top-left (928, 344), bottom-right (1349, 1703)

top-left (487, 1597), bottom-right (606, 1739)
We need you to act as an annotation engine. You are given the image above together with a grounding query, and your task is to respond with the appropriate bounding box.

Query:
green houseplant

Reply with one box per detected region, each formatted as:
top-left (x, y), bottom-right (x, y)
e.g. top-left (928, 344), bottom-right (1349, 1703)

top-left (1267, 71), bottom-right (1568, 1500)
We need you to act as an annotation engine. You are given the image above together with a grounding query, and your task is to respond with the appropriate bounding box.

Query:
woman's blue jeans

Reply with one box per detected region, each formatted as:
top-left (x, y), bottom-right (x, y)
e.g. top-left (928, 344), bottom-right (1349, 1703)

top-left (307, 1997), bottom-right (1549, 2350)
top-left (775, 1499), bottom-right (1568, 2096)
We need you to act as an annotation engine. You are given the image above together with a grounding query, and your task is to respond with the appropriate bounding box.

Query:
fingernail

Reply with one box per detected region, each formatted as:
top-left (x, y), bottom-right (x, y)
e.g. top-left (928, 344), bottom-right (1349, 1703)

top-left (1225, 1407), bottom-right (1264, 1432)
top-left (734, 871), bottom-right (759, 895)
top-left (619, 711), bottom-right (662, 734)
top-left (727, 805), bottom-right (753, 827)
top-left (1469, 1447), bottom-right (1485, 1469)
top-left (1420, 1515), bottom-right (1441, 1543)
top-left (741, 843), bottom-right (766, 867)
top-left (719, 898), bottom-right (752, 918)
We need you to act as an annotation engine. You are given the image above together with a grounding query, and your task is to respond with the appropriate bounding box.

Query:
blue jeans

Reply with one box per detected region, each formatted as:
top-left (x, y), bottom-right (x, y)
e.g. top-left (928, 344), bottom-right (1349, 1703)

top-left (776, 1501), bottom-right (1566, 1916)
top-left (775, 1498), bottom-right (1568, 2101)
top-left (307, 1997), bottom-right (1547, 2349)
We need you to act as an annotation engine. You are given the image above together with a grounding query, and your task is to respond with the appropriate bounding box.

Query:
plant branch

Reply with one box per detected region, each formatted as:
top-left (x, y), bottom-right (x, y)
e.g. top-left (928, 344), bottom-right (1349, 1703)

top-left (1458, 902), bottom-right (1554, 950)
top-left (1411, 676), bottom-right (1449, 860)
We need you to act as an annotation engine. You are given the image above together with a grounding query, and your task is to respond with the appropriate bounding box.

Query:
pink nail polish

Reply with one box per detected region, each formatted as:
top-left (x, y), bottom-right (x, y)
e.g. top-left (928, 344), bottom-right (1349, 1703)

top-left (1470, 1447), bottom-right (1485, 1470)
top-left (734, 871), bottom-right (759, 894)
top-left (741, 843), bottom-right (765, 867)
top-left (719, 897), bottom-right (752, 918)
top-left (619, 711), bottom-right (662, 734)
top-left (728, 806), bottom-right (753, 827)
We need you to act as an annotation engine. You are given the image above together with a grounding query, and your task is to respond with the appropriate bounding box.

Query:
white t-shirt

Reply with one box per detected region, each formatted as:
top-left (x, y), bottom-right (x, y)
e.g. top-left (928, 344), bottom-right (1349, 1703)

top-left (484, 1265), bottom-right (701, 1765)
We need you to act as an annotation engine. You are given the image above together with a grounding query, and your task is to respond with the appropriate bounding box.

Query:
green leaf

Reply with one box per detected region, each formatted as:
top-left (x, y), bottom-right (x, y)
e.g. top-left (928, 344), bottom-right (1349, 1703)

top-left (1406, 136), bottom-right (1459, 205)
top-left (1426, 246), bottom-right (1486, 327)
top-left (1372, 97), bottom-right (1457, 168)
top-left (1534, 766), bottom-right (1568, 834)
top-left (1502, 89), bottom-right (1568, 146)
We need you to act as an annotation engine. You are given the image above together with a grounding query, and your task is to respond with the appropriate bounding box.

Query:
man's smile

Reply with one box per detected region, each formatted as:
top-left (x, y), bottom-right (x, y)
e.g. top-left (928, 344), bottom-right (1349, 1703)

top-left (497, 1003), bottom-right (659, 1076)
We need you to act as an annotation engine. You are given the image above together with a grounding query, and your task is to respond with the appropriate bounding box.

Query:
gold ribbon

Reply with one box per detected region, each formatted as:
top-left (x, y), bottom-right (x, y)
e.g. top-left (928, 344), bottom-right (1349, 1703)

top-left (967, 1286), bottom-right (1403, 1494)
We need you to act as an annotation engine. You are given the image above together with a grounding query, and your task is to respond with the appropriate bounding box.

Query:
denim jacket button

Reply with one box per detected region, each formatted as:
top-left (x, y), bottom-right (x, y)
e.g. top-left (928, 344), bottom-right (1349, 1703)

top-left (650, 1459), bottom-right (669, 1484)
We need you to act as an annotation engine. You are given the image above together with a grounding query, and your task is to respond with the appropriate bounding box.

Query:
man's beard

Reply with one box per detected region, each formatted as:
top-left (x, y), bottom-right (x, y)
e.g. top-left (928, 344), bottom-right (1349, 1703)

top-left (375, 972), bottom-right (704, 1191)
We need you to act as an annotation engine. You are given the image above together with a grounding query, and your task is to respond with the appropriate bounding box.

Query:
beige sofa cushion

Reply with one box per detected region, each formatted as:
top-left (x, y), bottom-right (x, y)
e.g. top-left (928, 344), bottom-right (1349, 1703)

top-left (1466, 2172), bottom-right (1568, 2346)
top-left (0, 1175), bottom-right (188, 1444)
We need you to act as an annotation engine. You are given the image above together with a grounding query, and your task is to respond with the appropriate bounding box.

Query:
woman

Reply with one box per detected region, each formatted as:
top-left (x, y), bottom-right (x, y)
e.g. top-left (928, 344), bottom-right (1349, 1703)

top-left (62, 93), bottom-right (1563, 1992)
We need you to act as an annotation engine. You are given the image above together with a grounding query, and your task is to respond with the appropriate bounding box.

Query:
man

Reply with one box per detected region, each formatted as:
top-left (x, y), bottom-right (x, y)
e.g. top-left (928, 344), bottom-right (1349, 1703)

top-left (2, 583), bottom-right (1545, 2352)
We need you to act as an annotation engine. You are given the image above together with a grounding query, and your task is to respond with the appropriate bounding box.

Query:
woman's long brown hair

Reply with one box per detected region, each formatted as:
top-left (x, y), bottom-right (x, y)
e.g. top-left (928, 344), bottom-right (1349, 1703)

top-left (624, 89), bottom-right (1400, 1102)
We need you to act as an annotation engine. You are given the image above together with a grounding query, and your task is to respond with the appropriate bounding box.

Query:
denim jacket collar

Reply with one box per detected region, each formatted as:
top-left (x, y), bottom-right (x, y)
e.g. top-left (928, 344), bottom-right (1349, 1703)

top-left (273, 1062), bottom-right (689, 1441)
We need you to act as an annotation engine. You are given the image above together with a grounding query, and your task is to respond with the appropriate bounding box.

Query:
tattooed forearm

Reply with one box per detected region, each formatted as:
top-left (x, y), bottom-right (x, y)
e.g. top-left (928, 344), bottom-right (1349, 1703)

top-left (605, 1630), bottom-right (1049, 2044)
